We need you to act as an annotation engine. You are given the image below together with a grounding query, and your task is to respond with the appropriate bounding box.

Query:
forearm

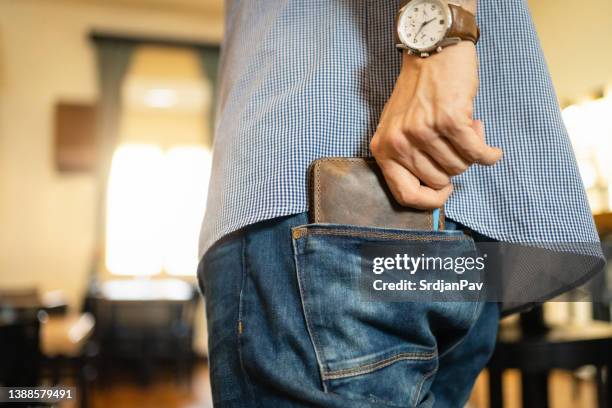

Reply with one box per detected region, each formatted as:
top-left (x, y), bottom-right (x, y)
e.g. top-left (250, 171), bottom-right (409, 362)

top-left (371, 0), bottom-right (500, 209)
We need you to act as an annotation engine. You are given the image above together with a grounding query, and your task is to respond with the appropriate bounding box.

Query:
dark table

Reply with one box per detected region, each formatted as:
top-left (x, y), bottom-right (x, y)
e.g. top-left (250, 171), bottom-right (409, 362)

top-left (84, 279), bottom-right (200, 385)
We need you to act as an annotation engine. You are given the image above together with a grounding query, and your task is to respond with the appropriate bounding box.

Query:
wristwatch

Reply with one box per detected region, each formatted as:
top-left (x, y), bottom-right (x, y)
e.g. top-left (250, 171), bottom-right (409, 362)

top-left (395, 0), bottom-right (479, 57)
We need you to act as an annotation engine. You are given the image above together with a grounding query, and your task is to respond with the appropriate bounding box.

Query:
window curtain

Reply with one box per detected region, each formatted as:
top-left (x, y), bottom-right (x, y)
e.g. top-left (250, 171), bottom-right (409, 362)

top-left (93, 40), bottom-right (134, 263)
top-left (198, 46), bottom-right (220, 147)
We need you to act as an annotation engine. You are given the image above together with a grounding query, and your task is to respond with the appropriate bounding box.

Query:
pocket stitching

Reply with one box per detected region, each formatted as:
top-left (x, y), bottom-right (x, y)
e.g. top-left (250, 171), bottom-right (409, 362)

top-left (236, 234), bottom-right (260, 406)
top-left (323, 350), bottom-right (437, 380)
top-left (292, 237), bottom-right (331, 392)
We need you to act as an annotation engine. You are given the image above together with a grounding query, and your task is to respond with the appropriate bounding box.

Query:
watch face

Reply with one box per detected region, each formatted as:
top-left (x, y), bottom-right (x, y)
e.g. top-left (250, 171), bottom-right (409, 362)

top-left (398, 0), bottom-right (452, 52)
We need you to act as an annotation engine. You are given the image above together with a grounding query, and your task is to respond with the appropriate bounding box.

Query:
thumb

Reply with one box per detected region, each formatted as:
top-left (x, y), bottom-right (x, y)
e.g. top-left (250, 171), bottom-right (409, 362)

top-left (472, 120), bottom-right (503, 165)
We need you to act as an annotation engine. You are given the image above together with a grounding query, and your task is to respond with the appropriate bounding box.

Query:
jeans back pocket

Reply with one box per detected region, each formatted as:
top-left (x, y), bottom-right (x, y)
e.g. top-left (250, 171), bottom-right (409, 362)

top-left (292, 224), bottom-right (482, 407)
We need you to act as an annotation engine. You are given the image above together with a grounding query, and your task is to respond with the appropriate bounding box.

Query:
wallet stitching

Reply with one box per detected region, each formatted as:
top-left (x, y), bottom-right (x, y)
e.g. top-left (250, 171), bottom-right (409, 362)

top-left (298, 227), bottom-right (464, 241)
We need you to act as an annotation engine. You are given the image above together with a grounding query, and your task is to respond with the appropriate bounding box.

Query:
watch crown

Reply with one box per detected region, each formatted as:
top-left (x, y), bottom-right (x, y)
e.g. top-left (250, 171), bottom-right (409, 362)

top-left (436, 46), bottom-right (443, 53)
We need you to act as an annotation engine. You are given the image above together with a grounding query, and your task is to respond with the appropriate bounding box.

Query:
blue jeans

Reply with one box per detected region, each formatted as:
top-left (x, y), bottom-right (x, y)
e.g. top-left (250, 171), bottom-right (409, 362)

top-left (198, 213), bottom-right (499, 407)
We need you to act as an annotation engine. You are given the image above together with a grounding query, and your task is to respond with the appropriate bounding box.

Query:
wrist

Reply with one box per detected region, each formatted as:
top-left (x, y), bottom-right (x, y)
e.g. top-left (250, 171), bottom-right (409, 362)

top-left (401, 41), bottom-right (476, 67)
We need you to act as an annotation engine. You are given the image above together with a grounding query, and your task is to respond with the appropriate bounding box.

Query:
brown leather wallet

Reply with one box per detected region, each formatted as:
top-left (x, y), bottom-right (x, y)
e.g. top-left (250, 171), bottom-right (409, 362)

top-left (308, 157), bottom-right (444, 230)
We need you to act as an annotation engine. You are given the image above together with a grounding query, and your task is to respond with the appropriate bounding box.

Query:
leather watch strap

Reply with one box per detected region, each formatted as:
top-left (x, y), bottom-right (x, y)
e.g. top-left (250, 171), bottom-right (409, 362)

top-left (447, 4), bottom-right (479, 44)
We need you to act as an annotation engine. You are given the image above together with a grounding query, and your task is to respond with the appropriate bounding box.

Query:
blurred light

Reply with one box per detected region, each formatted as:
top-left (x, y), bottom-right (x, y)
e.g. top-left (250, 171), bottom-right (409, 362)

top-left (101, 279), bottom-right (193, 301)
top-left (125, 79), bottom-right (210, 112)
top-left (37, 310), bottom-right (49, 324)
top-left (563, 98), bottom-right (612, 153)
top-left (577, 161), bottom-right (598, 190)
top-left (161, 147), bottom-right (211, 276)
top-left (144, 88), bottom-right (178, 108)
top-left (41, 290), bottom-right (67, 308)
top-left (106, 145), bottom-right (165, 276)
top-left (68, 314), bottom-right (95, 343)
top-left (105, 144), bottom-right (211, 277)
top-left (562, 94), bottom-right (612, 212)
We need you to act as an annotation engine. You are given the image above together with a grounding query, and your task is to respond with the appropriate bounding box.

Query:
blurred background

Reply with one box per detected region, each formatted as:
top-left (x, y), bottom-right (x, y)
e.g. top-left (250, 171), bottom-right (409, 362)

top-left (0, 1), bottom-right (611, 407)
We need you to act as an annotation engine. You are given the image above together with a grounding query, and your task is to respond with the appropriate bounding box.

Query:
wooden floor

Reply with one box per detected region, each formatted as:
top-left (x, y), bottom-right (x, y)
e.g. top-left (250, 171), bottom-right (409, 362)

top-left (89, 364), bottom-right (213, 408)
top-left (59, 363), bottom-right (599, 408)
top-left (59, 363), bottom-right (213, 408)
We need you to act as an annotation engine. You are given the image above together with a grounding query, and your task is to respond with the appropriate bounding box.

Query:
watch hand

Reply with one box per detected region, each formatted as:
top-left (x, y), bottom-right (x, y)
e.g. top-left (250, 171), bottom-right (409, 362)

top-left (414, 22), bottom-right (426, 40)
top-left (414, 18), bottom-right (435, 43)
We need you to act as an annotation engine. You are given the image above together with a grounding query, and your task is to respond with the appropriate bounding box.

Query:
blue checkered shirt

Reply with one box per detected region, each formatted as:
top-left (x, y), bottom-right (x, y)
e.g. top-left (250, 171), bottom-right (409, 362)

top-left (199, 0), bottom-right (599, 258)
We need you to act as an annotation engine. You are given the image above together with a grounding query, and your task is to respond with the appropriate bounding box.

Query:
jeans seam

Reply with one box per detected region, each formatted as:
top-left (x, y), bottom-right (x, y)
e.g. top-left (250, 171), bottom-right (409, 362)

top-left (411, 362), bottom-right (438, 408)
top-left (292, 237), bottom-right (330, 393)
top-left (196, 257), bottom-right (206, 298)
top-left (237, 233), bottom-right (259, 407)
top-left (322, 351), bottom-right (437, 380)
top-left (437, 235), bottom-right (485, 361)
top-left (438, 291), bottom-right (485, 360)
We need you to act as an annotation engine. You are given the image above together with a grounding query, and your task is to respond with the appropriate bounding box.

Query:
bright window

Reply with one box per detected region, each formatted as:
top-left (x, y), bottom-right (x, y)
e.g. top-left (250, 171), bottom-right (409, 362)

top-left (161, 146), bottom-right (211, 276)
top-left (106, 145), bottom-right (165, 276)
top-left (105, 45), bottom-right (214, 277)
top-left (105, 144), bottom-right (211, 276)
top-left (563, 91), bottom-right (612, 213)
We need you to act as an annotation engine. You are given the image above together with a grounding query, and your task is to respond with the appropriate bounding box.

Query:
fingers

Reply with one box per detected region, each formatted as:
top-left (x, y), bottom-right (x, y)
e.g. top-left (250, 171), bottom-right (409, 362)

top-left (471, 120), bottom-right (503, 164)
top-left (371, 116), bottom-right (503, 210)
top-left (371, 129), bottom-right (452, 190)
top-left (420, 138), bottom-right (470, 176)
top-left (395, 150), bottom-right (451, 190)
top-left (437, 119), bottom-right (502, 166)
top-left (396, 122), bottom-right (468, 178)
top-left (378, 160), bottom-right (453, 209)
top-left (472, 119), bottom-right (485, 141)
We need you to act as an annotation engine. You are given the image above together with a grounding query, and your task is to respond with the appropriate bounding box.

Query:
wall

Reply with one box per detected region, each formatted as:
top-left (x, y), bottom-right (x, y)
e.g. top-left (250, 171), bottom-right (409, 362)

top-left (528, 0), bottom-right (612, 102)
top-left (0, 0), bottom-right (222, 309)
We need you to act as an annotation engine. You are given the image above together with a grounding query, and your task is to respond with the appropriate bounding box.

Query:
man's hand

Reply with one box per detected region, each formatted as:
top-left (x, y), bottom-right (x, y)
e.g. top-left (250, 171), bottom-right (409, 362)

top-left (370, 42), bottom-right (502, 209)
